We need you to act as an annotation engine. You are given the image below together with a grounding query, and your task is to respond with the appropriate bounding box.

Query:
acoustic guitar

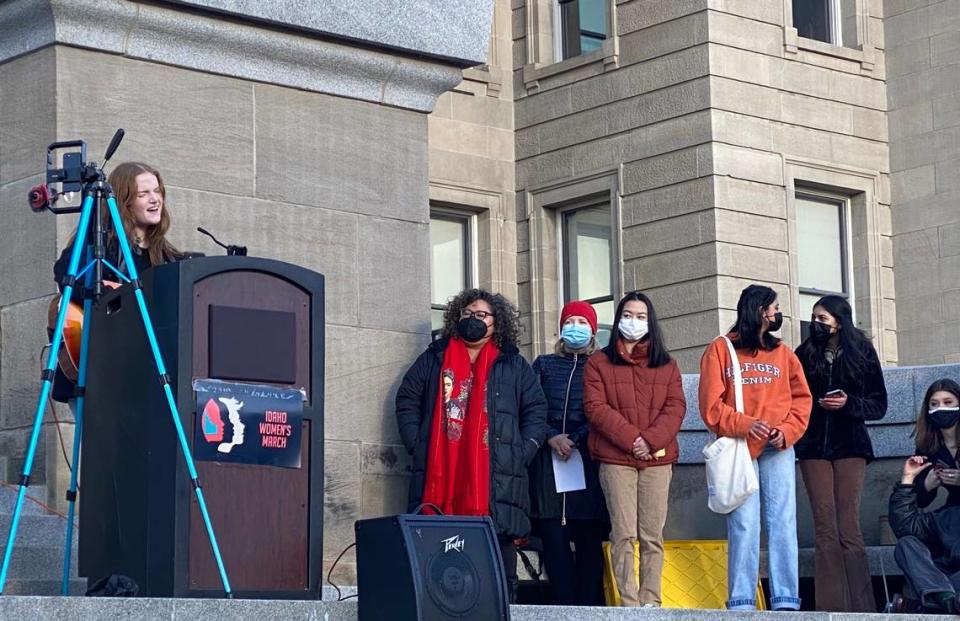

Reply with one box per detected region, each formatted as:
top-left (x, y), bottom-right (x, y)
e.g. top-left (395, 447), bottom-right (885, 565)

top-left (47, 281), bottom-right (120, 382)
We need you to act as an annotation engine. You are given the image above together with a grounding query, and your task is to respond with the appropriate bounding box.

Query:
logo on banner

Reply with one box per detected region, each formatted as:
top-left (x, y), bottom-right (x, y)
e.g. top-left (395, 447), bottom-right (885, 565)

top-left (200, 397), bottom-right (247, 454)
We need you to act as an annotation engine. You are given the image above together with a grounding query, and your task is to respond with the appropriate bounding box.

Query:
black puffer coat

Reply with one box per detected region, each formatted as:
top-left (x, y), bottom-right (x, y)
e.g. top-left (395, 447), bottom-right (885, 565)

top-left (528, 352), bottom-right (607, 522)
top-left (794, 340), bottom-right (887, 461)
top-left (890, 483), bottom-right (960, 568)
top-left (395, 338), bottom-right (548, 538)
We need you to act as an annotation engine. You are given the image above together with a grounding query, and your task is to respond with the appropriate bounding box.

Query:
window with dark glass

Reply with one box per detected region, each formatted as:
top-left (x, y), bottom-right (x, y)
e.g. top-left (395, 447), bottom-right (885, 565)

top-left (793, 0), bottom-right (840, 45)
top-left (430, 211), bottom-right (471, 336)
top-left (796, 192), bottom-right (851, 337)
top-left (559, 0), bottom-right (609, 60)
top-left (562, 203), bottom-right (614, 345)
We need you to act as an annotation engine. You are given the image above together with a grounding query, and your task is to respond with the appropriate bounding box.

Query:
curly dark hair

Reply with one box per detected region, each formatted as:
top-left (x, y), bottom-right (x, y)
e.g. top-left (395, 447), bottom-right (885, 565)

top-left (441, 288), bottom-right (521, 348)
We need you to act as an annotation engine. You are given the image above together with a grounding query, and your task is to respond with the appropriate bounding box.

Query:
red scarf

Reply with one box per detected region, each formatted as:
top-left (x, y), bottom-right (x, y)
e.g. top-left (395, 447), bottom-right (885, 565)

top-left (422, 337), bottom-right (499, 516)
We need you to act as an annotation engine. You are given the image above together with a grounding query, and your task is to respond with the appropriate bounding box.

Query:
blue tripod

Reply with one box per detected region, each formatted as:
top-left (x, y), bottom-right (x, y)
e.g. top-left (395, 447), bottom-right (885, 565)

top-left (0, 136), bottom-right (232, 597)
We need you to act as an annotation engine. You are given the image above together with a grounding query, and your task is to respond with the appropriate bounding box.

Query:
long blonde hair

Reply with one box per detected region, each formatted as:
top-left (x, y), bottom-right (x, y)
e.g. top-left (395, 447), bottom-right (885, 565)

top-left (553, 336), bottom-right (598, 356)
top-left (106, 162), bottom-right (179, 265)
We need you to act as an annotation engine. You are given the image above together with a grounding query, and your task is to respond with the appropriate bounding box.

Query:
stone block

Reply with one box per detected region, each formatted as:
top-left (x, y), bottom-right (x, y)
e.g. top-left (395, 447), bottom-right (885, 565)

top-left (641, 279), bottom-right (713, 319)
top-left (771, 122), bottom-right (834, 163)
top-left (710, 110), bottom-right (773, 152)
top-left (0, 176), bottom-right (58, 307)
top-left (660, 310), bottom-right (725, 350)
top-left (935, 157), bottom-right (960, 194)
top-left (892, 188), bottom-right (960, 234)
top-left (0, 297), bottom-right (52, 430)
top-left (944, 223), bottom-right (960, 258)
top-left (360, 473), bottom-right (409, 519)
top-left (621, 211), bottom-right (712, 260)
top-left (708, 10), bottom-right (784, 57)
top-left (852, 107), bottom-right (889, 142)
top-left (618, 12), bottom-right (708, 66)
top-left (709, 43), bottom-right (782, 90)
top-left (885, 2), bottom-right (933, 46)
top-left (604, 77), bottom-right (711, 135)
top-left (891, 124), bottom-right (960, 170)
top-left (717, 243), bottom-right (790, 283)
top-left (707, 0), bottom-right (783, 25)
top-left (630, 243), bottom-right (717, 290)
top-left (56, 47), bottom-right (254, 196)
top-left (944, 289), bottom-right (960, 321)
top-left (929, 0), bottom-right (960, 39)
top-left (621, 145), bottom-right (708, 194)
top-left (516, 87), bottom-right (572, 129)
top-left (912, 363), bottom-right (960, 405)
top-left (43, 418), bottom-right (74, 516)
top-left (932, 30), bottom-right (960, 66)
top-left (781, 62), bottom-right (833, 101)
top-left (323, 440), bottom-right (361, 559)
top-left (714, 209), bottom-right (788, 251)
top-left (932, 90), bottom-right (960, 130)
top-left (165, 187), bottom-right (361, 326)
top-left (431, 150), bottom-right (513, 191)
top-left (571, 109), bottom-right (712, 177)
top-left (890, 164), bottom-right (936, 204)
top-left (830, 134), bottom-right (890, 173)
top-left (828, 71), bottom-right (887, 111)
top-left (517, 149), bottom-right (574, 189)
top-left (324, 325), bottom-right (429, 444)
top-left (714, 176), bottom-right (787, 219)
top-left (450, 92), bottom-right (513, 130)
top-left (617, 0), bottom-right (704, 34)
top-left (781, 92), bottom-right (854, 135)
top-left (887, 36), bottom-right (931, 77)
top-left (0, 48), bottom-right (55, 185)
top-left (357, 218), bottom-right (431, 333)
top-left (255, 83), bottom-right (428, 224)
top-left (361, 442), bottom-right (411, 476)
top-left (621, 176), bottom-right (714, 226)
top-left (709, 143), bottom-right (783, 186)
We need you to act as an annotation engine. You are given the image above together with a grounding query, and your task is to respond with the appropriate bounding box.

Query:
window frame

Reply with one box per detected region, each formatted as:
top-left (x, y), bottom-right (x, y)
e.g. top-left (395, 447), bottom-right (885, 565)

top-left (795, 189), bottom-right (856, 332)
top-left (429, 206), bottom-right (478, 338)
top-left (555, 0), bottom-right (610, 62)
top-left (792, 0), bottom-right (843, 46)
top-left (557, 194), bottom-right (616, 343)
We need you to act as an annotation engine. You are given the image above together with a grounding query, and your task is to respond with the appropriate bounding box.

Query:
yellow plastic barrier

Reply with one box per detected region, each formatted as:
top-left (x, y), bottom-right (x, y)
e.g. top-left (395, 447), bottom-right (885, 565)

top-left (602, 540), bottom-right (767, 610)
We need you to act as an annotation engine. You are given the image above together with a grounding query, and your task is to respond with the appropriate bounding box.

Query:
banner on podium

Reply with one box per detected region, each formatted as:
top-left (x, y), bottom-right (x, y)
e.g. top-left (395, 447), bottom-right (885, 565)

top-left (193, 378), bottom-right (304, 468)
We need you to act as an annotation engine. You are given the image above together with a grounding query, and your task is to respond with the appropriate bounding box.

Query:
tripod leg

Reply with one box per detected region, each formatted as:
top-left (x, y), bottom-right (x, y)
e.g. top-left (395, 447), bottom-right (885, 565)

top-left (60, 273), bottom-right (95, 595)
top-left (104, 195), bottom-right (232, 597)
top-left (0, 195), bottom-right (97, 595)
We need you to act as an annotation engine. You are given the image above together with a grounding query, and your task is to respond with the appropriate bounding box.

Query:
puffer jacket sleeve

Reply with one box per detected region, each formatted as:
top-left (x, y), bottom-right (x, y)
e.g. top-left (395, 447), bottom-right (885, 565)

top-left (640, 360), bottom-right (686, 452)
top-left (889, 483), bottom-right (937, 545)
top-left (841, 344), bottom-right (887, 422)
top-left (517, 357), bottom-right (549, 464)
top-left (583, 355), bottom-right (641, 452)
top-left (395, 349), bottom-right (433, 455)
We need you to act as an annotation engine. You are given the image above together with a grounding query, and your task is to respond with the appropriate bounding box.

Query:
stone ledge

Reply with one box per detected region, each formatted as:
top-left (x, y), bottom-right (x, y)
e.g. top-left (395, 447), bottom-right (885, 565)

top-left (0, 0), bottom-right (471, 112)
top-left (0, 596), bottom-right (953, 619)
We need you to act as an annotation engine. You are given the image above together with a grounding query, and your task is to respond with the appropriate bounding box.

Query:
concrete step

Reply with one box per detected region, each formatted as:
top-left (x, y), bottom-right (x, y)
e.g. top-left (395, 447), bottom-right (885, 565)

top-left (0, 486), bottom-right (52, 517)
top-left (0, 513), bottom-right (76, 549)
top-left (0, 545), bottom-right (78, 581)
top-left (1, 579), bottom-right (86, 596)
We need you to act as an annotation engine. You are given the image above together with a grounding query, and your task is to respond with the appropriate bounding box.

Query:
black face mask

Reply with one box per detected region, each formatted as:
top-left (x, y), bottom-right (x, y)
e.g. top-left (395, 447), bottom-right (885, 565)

top-left (457, 317), bottom-right (488, 343)
top-left (809, 321), bottom-right (833, 343)
top-left (928, 407), bottom-right (960, 430)
top-left (766, 312), bottom-right (783, 333)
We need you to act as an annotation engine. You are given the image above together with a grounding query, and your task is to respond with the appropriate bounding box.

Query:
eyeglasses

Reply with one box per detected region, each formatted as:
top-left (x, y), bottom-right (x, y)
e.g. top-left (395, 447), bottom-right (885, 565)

top-left (461, 310), bottom-right (495, 321)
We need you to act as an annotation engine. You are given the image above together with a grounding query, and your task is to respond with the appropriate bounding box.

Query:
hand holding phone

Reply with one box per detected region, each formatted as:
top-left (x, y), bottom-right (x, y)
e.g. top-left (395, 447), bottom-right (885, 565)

top-left (819, 389), bottom-right (847, 411)
top-left (824, 389), bottom-right (844, 397)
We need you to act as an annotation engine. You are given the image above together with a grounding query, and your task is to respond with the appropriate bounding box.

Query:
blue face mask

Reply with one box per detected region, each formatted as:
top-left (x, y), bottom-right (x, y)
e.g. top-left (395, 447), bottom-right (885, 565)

top-left (560, 323), bottom-right (592, 349)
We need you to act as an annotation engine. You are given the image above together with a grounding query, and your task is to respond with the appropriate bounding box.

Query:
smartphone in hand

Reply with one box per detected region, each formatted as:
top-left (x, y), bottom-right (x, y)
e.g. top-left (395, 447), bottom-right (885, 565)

top-left (824, 389), bottom-right (844, 397)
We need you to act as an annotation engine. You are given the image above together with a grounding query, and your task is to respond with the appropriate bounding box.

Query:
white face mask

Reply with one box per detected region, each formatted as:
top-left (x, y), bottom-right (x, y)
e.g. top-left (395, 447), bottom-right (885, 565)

top-left (618, 318), bottom-right (648, 342)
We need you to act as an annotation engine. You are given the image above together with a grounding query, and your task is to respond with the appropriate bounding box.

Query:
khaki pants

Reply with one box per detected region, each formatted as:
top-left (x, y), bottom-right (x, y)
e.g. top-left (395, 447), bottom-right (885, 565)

top-left (598, 462), bottom-right (673, 606)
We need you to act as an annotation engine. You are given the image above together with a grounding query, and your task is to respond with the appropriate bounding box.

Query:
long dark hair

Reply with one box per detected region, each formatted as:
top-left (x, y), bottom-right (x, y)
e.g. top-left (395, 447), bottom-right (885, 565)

top-left (729, 284), bottom-right (781, 354)
top-left (796, 295), bottom-right (874, 384)
top-left (914, 378), bottom-right (960, 455)
top-left (601, 291), bottom-right (671, 368)
top-left (441, 288), bottom-right (521, 349)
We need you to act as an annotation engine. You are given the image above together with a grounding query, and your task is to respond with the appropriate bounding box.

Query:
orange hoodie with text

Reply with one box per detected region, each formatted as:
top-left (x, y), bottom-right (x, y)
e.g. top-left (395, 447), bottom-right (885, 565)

top-left (698, 335), bottom-right (812, 459)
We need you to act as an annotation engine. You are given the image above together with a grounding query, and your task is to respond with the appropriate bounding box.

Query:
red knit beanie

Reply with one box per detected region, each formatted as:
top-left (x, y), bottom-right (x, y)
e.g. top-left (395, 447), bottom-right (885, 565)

top-left (559, 300), bottom-right (598, 334)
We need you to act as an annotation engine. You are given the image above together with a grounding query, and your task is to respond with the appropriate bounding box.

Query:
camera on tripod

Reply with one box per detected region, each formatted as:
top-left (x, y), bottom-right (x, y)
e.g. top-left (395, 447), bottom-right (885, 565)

top-left (29, 130), bottom-right (124, 214)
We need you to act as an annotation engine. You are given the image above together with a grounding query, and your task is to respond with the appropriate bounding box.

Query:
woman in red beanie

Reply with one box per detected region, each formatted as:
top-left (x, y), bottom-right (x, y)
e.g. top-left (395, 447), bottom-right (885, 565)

top-left (528, 300), bottom-right (609, 605)
top-left (584, 291), bottom-right (685, 607)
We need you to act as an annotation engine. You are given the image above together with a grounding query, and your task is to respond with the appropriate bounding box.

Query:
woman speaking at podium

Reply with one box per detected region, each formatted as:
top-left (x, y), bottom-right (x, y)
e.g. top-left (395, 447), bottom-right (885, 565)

top-left (395, 288), bottom-right (548, 603)
top-left (50, 162), bottom-right (183, 404)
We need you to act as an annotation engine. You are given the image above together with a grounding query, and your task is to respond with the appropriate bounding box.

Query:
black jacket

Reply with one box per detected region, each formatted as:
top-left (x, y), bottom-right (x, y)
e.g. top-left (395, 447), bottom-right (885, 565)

top-left (794, 340), bottom-right (887, 461)
top-left (913, 446), bottom-right (960, 510)
top-left (890, 483), bottom-right (960, 570)
top-left (528, 352), bottom-right (607, 522)
top-left (49, 239), bottom-right (173, 403)
top-left (395, 338), bottom-right (548, 538)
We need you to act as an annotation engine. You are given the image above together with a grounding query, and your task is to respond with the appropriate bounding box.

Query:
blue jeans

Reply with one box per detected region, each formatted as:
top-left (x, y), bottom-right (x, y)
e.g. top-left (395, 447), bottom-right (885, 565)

top-left (726, 445), bottom-right (800, 611)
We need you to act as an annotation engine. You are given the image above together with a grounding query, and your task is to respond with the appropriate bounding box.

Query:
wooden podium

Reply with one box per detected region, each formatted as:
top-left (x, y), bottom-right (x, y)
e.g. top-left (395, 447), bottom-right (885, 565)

top-left (77, 256), bottom-right (324, 598)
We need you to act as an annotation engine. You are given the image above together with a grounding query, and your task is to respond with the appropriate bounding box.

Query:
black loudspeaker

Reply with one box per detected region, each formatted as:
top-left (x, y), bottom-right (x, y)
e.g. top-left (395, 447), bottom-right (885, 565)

top-left (355, 515), bottom-right (510, 621)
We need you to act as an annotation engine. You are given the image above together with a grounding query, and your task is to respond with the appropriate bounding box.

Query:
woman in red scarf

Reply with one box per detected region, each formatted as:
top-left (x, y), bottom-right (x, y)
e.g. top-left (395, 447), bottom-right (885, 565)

top-left (396, 289), bottom-right (548, 602)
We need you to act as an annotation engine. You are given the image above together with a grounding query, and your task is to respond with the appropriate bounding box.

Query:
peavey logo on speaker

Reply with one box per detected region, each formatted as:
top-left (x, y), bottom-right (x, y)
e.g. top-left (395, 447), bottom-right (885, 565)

top-left (441, 534), bottom-right (465, 553)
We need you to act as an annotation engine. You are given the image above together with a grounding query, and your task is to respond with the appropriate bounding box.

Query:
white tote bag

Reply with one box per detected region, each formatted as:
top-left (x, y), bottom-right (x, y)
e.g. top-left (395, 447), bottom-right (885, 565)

top-left (703, 336), bottom-right (759, 514)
